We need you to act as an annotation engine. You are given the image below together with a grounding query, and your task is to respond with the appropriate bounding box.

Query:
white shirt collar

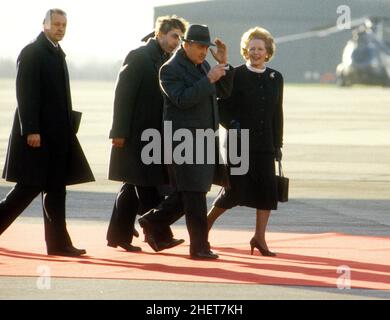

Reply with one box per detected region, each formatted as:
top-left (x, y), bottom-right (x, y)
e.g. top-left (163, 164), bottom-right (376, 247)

top-left (45, 34), bottom-right (59, 49)
top-left (246, 62), bottom-right (266, 73)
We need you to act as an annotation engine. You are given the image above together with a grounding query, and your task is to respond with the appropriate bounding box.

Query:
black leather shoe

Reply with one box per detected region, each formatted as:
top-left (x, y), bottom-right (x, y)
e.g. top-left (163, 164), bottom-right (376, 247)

top-left (190, 250), bottom-right (219, 259)
top-left (107, 242), bottom-right (142, 252)
top-left (138, 217), bottom-right (159, 252)
top-left (47, 246), bottom-right (87, 257)
top-left (144, 233), bottom-right (159, 252)
top-left (155, 238), bottom-right (185, 252)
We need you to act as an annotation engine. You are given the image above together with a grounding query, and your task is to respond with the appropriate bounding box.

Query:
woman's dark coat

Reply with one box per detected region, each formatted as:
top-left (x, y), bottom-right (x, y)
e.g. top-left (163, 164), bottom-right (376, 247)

top-left (219, 64), bottom-right (284, 178)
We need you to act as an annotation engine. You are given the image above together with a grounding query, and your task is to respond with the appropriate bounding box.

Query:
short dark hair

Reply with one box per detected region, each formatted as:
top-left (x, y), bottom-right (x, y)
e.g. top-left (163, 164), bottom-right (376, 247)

top-left (43, 8), bottom-right (67, 25)
top-left (155, 15), bottom-right (188, 35)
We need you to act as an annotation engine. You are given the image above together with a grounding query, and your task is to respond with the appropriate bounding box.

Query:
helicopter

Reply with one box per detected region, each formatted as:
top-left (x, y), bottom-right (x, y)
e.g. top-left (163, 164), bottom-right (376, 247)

top-left (335, 17), bottom-right (390, 86)
top-left (275, 16), bottom-right (390, 87)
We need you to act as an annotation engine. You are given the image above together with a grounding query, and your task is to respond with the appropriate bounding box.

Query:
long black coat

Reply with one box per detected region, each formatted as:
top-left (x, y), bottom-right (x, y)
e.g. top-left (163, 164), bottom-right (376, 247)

top-left (219, 64), bottom-right (284, 152)
top-left (219, 64), bottom-right (284, 181)
top-left (159, 47), bottom-right (234, 192)
top-left (108, 39), bottom-right (168, 186)
top-left (2, 32), bottom-right (94, 187)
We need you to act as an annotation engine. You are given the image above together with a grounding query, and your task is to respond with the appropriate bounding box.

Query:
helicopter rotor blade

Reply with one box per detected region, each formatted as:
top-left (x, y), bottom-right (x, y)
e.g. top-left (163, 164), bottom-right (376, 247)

top-left (275, 16), bottom-right (369, 44)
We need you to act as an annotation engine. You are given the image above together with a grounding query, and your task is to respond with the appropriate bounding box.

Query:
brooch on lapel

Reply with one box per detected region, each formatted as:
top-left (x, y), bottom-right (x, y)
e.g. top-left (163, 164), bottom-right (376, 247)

top-left (270, 72), bottom-right (275, 79)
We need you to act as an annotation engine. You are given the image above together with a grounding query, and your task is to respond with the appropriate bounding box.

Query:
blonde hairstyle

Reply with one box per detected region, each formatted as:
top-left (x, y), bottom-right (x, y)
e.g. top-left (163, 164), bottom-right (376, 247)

top-left (240, 27), bottom-right (275, 62)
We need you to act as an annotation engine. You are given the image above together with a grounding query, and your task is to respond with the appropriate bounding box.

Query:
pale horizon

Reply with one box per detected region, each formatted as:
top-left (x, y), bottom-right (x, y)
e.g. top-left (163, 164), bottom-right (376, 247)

top-left (0, 0), bottom-right (206, 66)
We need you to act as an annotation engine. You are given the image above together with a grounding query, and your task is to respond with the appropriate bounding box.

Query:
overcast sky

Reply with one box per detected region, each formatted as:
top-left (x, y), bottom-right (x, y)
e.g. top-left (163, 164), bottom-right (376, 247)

top-left (0, 0), bottom-right (204, 65)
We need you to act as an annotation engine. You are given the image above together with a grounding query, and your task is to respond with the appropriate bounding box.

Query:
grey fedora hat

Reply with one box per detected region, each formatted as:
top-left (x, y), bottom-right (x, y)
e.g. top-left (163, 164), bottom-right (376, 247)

top-left (182, 24), bottom-right (215, 46)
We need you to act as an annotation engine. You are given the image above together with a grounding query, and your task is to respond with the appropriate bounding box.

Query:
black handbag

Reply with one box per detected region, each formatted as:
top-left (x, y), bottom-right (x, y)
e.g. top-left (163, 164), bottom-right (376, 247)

top-left (276, 160), bottom-right (289, 202)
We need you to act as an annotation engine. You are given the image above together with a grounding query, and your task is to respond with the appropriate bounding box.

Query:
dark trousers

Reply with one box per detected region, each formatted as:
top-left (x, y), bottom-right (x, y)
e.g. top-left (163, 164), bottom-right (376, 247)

top-left (142, 191), bottom-right (209, 253)
top-left (106, 183), bottom-right (172, 245)
top-left (0, 183), bottom-right (72, 251)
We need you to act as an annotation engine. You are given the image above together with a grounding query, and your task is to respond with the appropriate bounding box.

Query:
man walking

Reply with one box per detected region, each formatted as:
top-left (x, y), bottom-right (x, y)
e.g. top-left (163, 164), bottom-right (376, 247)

top-left (139, 24), bottom-right (234, 259)
top-left (107, 16), bottom-right (188, 252)
top-left (0, 9), bottom-right (95, 257)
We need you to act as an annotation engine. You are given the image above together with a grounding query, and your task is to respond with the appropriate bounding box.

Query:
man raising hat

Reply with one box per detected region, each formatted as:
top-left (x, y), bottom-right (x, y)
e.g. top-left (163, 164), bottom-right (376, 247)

top-left (139, 24), bottom-right (234, 259)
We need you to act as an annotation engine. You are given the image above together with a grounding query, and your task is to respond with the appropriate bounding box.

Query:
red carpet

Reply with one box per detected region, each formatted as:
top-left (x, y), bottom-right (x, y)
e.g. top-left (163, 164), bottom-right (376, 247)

top-left (0, 222), bottom-right (389, 290)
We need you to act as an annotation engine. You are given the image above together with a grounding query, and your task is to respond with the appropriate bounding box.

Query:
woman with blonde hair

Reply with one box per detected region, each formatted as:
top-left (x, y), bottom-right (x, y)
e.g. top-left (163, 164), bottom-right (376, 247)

top-left (208, 27), bottom-right (284, 256)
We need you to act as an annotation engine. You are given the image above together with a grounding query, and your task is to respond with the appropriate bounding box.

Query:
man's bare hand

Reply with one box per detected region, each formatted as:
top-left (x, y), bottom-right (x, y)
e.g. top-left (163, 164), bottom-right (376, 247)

top-left (27, 134), bottom-right (41, 148)
top-left (112, 138), bottom-right (125, 148)
top-left (207, 64), bottom-right (227, 84)
top-left (210, 38), bottom-right (227, 64)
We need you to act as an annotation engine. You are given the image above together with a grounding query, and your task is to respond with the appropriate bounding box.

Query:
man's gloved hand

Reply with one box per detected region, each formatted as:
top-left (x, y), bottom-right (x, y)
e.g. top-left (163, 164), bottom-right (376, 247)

top-left (275, 147), bottom-right (282, 161)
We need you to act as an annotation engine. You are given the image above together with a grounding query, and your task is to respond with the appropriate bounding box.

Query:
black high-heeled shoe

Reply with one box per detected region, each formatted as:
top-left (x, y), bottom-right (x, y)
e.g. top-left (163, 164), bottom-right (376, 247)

top-left (250, 237), bottom-right (276, 257)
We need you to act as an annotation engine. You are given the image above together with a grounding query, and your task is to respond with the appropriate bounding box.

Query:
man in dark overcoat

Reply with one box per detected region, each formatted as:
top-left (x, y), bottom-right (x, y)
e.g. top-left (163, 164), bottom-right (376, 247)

top-left (0, 9), bottom-right (94, 257)
top-left (139, 25), bottom-right (234, 259)
top-left (106, 16), bottom-right (188, 252)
